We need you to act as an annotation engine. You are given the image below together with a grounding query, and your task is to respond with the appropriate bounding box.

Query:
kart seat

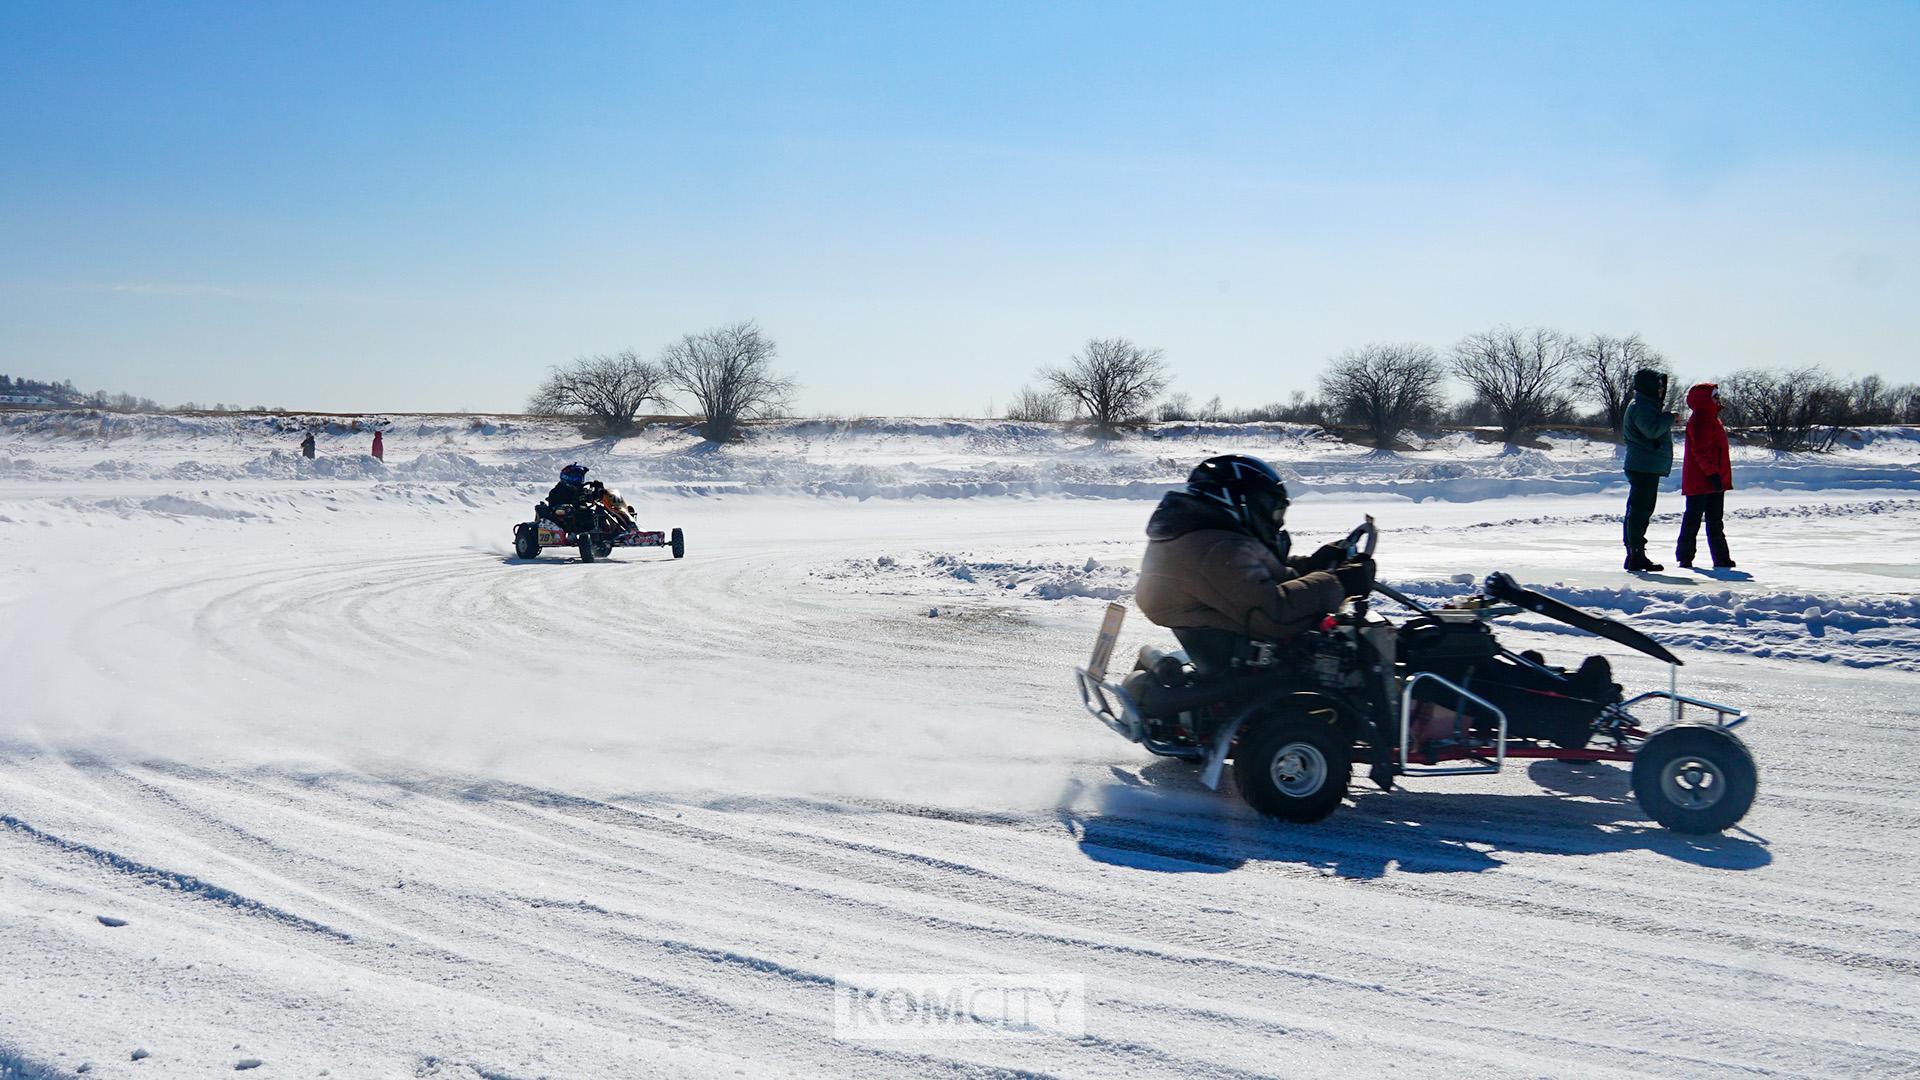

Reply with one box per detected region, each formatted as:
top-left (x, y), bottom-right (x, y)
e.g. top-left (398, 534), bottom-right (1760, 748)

top-left (1172, 627), bottom-right (1248, 678)
top-left (1122, 628), bottom-right (1281, 720)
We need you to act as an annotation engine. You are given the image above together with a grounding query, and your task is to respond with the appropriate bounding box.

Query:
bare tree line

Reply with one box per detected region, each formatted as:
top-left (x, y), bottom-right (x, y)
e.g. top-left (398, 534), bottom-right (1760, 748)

top-left (1006, 330), bottom-right (1920, 450)
top-left (529, 321), bottom-right (794, 442)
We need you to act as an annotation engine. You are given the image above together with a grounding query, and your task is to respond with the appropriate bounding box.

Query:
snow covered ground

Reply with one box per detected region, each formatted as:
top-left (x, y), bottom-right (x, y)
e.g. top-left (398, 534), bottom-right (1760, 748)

top-left (2, 412), bottom-right (1918, 1077)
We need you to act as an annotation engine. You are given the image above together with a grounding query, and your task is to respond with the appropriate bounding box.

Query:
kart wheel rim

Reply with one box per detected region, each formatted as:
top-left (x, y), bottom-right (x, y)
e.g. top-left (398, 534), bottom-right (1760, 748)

top-left (1659, 755), bottom-right (1726, 811)
top-left (1270, 742), bottom-right (1328, 798)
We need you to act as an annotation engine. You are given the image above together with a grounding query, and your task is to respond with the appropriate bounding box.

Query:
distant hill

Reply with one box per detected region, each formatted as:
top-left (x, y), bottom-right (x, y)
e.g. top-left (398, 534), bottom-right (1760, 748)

top-left (0, 374), bottom-right (163, 411)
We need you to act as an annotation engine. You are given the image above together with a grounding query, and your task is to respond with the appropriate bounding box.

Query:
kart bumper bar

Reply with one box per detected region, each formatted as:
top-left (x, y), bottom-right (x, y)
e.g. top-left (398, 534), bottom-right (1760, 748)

top-left (1075, 667), bottom-right (1204, 761)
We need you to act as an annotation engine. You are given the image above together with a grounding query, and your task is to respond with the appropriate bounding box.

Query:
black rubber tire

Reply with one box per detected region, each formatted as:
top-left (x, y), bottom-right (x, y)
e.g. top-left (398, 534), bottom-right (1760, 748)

top-left (594, 538), bottom-right (614, 560)
top-left (578, 534), bottom-right (597, 563)
top-left (1233, 713), bottom-right (1351, 823)
top-left (1631, 724), bottom-right (1757, 834)
top-left (670, 527), bottom-right (685, 559)
top-left (513, 525), bottom-right (540, 560)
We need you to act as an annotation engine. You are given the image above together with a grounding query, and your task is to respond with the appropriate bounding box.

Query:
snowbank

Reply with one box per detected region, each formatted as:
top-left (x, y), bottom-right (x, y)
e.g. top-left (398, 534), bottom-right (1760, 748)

top-left (1, 409), bottom-right (1916, 504)
top-left (817, 551), bottom-right (1136, 602)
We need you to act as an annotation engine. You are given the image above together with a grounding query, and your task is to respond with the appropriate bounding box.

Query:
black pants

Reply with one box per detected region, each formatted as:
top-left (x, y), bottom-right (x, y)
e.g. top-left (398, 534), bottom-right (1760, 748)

top-left (1676, 492), bottom-right (1732, 566)
top-left (1622, 470), bottom-right (1661, 551)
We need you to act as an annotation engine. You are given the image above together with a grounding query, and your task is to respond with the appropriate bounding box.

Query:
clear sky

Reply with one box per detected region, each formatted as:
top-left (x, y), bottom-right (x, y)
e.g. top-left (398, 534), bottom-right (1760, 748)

top-left (3, 1), bottom-right (1916, 414)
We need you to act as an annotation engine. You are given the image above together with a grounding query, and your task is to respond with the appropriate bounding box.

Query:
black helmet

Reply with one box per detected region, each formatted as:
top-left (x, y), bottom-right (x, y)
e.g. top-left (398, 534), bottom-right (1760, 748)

top-left (1186, 455), bottom-right (1289, 548)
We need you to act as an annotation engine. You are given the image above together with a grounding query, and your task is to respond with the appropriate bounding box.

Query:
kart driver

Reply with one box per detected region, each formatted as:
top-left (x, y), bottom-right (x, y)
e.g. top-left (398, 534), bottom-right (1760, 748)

top-left (1134, 455), bottom-right (1375, 669)
top-left (541, 462), bottom-right (595, 531)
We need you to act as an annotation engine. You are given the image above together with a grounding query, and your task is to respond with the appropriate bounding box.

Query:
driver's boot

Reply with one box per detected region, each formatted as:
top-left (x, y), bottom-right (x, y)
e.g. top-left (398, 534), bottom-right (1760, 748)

top-left (1369, 761), bottom-right (1399, 792)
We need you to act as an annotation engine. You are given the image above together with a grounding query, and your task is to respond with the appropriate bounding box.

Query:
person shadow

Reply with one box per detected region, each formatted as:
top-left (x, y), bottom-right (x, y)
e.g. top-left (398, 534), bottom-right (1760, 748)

top-left (1064, 757), bottom-right (1770, 879)
top-left (1692, 567), bottom-right (1755, 582)
top-left (1630, 571), bottom-right (1696, 586)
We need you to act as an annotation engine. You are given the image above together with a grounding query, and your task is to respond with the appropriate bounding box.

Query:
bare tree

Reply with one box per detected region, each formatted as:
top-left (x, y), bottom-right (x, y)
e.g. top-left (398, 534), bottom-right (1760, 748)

top-left (528, 350), bottom-right (665, 435)
top-left (1839, 374), bottom-right (1920, 426)
top-left (1574, 333), bottom-right (1672, 432)
top-left (1450, 327), bottom-right (1579, 441)
top-left (1040, 338), bottom-right (1169, 432)
top-left (659, 321), bottom-right (795, 443)
top-left (1004, 385), bottom-right (1066, 422)
top-left (1718, 366), bottom-right (1847, 451)
top-left (1155, 391), bottom-right (1197, 423)
top-left (1319, 343), bottom-right (1446, 449)
top-left (1265, 390), bottom-right (1327, 425)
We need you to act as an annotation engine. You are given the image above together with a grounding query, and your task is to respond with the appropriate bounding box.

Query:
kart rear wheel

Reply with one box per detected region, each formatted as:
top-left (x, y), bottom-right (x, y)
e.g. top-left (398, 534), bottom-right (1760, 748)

top-left (578, 534), bottom-right (597, 563)
top-left (513, 524), bottom-right (540, 560)
top-left (594, 538), bottom-right (614, 560)
top-left (670, 527), bottom-right (685, 559)
top-left (1631, 724), bottom-right (1757, 834)
top-left (1234, 714), bottom-right (1350, 823)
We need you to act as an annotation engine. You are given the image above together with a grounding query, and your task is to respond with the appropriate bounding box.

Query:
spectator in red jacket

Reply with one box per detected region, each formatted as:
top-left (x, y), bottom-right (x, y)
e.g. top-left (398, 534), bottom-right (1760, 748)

top-left (371, 429), bottom-right (385, 461)
top-left (1676, 382), bottom-right (1735, 569)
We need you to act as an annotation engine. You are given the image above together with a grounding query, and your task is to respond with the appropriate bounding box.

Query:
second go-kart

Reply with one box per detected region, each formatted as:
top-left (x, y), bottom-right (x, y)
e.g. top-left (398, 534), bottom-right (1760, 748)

top-left (513, 480), bottom-right (685, 563)
top-left (1075, 519), bottom-right (1757, 834)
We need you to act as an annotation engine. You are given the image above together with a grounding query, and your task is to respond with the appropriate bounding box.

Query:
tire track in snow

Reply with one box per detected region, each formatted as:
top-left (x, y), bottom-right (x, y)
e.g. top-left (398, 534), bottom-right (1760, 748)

top-left (0, 812), bottom-right (349, 940)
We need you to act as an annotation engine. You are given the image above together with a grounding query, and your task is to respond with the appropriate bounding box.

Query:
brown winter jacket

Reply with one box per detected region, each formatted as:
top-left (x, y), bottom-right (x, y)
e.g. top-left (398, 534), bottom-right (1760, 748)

top-left (1134, 492), bottom-right (1346, 641)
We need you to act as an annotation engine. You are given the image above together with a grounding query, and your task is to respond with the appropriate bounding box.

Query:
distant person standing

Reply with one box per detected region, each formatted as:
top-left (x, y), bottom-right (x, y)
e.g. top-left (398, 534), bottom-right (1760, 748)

top-left (1621, 368), bottom-right (1674, 572)
top-left (300, 431), bottom-right (316, 459)
top-left (1676, 382), bottom-right (1736, 569)
top-left (371, 429), bottom-right (384, 461)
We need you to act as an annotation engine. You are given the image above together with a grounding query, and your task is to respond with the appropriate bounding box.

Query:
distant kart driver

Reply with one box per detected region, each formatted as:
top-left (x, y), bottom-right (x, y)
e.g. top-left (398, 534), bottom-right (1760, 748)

top-left (539, 462), bottom-right (595, 532)
top-left (1134, 455), bottom-right (1375, 672)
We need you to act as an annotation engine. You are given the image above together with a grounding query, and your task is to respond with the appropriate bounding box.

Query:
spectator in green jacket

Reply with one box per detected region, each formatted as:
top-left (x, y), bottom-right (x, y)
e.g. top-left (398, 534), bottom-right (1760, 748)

top-left (1621, 369), bottom-right (1675, 571)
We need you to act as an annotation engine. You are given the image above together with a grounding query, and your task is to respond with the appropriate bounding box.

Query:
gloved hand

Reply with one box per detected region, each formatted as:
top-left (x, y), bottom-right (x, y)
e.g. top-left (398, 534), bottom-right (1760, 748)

top-left (1307, 541), bottom-right (1348, 570)
top-left (1709, 473), bottom-right (1724, 493)
top-left (1333, 558), bottom-right (1376, 600)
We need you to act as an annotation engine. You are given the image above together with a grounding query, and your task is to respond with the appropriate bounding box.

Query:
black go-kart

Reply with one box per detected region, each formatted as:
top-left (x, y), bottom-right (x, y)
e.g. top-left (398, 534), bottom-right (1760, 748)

top-left (513, 482), bottom-right (685, 563)
top-left (1075, 519), bottom-right (1757, 834)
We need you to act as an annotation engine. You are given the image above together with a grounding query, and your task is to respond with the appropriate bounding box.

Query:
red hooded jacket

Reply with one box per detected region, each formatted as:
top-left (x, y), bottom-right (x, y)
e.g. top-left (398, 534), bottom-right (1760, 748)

top-left (1680, 383), bottom-right (1732, 496)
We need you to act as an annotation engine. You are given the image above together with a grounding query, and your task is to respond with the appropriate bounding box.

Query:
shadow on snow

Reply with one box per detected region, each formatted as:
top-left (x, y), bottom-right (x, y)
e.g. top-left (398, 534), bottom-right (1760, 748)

top-left (1064, 757), bottom-right (1771, 878)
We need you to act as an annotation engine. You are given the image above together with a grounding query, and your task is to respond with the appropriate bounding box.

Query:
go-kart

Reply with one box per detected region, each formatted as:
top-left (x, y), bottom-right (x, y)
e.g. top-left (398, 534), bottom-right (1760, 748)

top-left (512, 481), bottom-right (685, 563)
top-left (1074, 519), bottom-right (1758, 834)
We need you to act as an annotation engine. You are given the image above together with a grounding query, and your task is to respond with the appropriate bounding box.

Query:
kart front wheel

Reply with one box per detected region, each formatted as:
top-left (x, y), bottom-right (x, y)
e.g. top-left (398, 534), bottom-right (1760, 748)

top-left (670, 527), bottom-right (685, 559)
top-left (514, 525), bottom-right (540, 560)
top-left (578, 534), bottom-right (597, 563)
top-left (1234, 714), bottom-right (1351, 823)
top-left (1631, 724), bottom-right (1757, 834)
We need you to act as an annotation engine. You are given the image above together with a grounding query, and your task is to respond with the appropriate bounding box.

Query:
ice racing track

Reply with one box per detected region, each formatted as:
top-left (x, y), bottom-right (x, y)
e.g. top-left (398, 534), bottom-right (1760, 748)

top-left (3, 498), bottom-right (1919, 1078)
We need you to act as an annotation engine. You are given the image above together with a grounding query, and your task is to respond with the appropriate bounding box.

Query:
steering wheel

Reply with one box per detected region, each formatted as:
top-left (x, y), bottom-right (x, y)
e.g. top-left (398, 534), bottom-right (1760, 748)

top-left (1343, 515), bottom-right (1378, 561)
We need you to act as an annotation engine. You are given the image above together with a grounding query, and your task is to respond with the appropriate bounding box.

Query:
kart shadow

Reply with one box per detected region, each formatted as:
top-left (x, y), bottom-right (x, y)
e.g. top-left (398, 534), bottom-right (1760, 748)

top-left (500, 555), bottom-right (599, 566)
top-left (1068, 757), bottom-right (1770, 879)
top-left (495, 553), bottom-right (657, 567)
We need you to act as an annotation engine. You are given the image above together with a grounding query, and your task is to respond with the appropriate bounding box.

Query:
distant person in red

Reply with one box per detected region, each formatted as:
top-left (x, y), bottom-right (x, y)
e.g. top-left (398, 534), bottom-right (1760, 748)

top-left (299, 431), bottom-right (316, 459)
top-left (371, 429), bottom-right (384, 461)
top-left (1676, 382), bottom-right (1735, 569)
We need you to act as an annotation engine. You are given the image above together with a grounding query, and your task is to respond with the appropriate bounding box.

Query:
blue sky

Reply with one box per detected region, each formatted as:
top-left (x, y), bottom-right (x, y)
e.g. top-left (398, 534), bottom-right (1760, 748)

top-left (2, 1), bottom-right (1916, 413)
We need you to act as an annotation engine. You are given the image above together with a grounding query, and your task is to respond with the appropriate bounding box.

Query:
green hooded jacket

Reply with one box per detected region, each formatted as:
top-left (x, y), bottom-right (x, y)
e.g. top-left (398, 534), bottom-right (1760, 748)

top-left (1622, 371), bottom-right (1675, 476)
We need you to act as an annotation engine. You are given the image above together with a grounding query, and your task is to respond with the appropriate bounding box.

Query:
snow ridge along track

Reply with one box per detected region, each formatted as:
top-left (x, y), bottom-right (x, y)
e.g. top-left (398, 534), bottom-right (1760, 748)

top-left (3, 487), bottom-right (1920, 1075)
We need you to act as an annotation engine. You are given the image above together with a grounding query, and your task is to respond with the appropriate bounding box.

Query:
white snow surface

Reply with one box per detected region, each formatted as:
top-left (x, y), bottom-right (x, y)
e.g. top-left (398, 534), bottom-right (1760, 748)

top-left (2, 411), bottom-right (1918, 1077)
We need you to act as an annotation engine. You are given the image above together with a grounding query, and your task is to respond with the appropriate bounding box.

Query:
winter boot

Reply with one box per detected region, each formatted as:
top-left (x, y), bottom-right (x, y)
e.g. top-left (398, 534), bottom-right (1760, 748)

top-left (1625, 548), bottom-right (1664, 572)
